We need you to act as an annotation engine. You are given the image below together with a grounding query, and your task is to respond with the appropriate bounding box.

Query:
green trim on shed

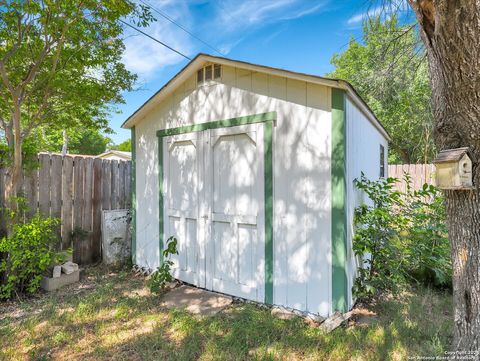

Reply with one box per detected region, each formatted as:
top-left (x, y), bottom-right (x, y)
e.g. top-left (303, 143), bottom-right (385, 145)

top-left (264, 120), bottom-right (274, 304)
top-left (331, 88), bottom-right (348, 313)
top-left (157, 112), bottom-right (275, 304)
top-left (156, 112), bottom-right (276, 137)
top-left (158, 135), bottom-right (164, 265)
top-left (131, 126), bottom-right (137, 265)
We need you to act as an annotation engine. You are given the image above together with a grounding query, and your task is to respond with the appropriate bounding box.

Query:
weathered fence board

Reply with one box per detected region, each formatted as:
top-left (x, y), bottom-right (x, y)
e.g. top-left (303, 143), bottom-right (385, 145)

top-left (24, 158), bottom-right (38, 219)
top-left (50, 156), bottom-right (62, 220)
top-left (92, 158), bottom-right (103, 262)
top-left (388, 164), bottom-right (435, 192)
top-left (101, 160), bottom-right (112, 211)
top-left (73, 156), bottom-right (85, 235)
top-left (118, 161), bottom-right (126, 209)
top-left (61, 156), bottom-right (74, 250)
top-left (111, 161), bottom-right (119, 210)
top-left (38, 154), bottom-right (51, 216)
top-left (82, 158), bottom-right (94, 264)
top-left (0, 153), bottom-right (131, 264)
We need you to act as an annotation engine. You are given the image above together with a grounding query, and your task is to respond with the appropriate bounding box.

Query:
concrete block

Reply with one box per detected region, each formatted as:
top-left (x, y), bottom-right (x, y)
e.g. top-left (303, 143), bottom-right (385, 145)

top-left (61, 261), bottom-right (78, 275)
top-left (52, 265), bottom-right (62, 278)
top-left (40, 270), bottom-right (80, 291)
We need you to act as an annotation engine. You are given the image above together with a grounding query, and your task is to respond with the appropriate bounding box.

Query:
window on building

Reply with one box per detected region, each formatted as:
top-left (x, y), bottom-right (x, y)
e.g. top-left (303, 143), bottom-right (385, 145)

top-left (214, 64), bottom-right (221, 79)
top-left (380, 144), bottom-right (385, 177)
top-left (197, 68), bottom-right (204, 84)
top-left (205, 65), bottom-right (213, 81)
top-left (197, 64), bottom-right (221, 85)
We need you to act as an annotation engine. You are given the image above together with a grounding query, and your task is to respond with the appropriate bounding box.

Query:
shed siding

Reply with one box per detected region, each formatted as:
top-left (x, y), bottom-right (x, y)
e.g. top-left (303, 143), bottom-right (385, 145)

top-left (134, 64), bottom-right (332, 316)
top-left (345, 96), bottom-right (389, 309)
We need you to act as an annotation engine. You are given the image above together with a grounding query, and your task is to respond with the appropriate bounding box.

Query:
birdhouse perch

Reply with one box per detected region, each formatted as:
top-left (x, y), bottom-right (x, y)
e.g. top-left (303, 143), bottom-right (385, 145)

top-left (433, 147), bottom-right (473, 190)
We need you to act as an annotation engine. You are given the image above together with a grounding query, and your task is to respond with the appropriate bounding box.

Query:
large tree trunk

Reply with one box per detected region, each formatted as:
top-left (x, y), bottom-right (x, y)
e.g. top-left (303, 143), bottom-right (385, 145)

top-left (445, 191), bottom-right (480, 351)
top-left (409, 0), bottom-right (480, 351)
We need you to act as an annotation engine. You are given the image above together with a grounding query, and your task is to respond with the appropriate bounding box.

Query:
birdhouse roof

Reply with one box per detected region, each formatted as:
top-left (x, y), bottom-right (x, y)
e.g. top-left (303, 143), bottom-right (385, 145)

top-left (433, 147), bottom-right (469, 164)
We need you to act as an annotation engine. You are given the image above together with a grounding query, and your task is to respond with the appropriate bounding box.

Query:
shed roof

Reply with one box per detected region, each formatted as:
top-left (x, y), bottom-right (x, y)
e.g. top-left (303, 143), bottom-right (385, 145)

top-left (433, 147), bottom-right (469, 164)
top-left (121, 53), bottom-right (390, 140)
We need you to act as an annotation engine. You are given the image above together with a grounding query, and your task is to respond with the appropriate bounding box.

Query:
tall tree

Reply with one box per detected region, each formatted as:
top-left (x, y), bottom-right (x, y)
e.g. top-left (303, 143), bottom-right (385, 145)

top-left (110, 139), bottom-right (131, 152)
top-left (0, 0), bottom-right (152, 208)
top-left (371, 0), bottom-right (480, 350)
top-left (38, 127), bottom-right (111, 155)
top-left (329, 16), bottom-right (434, 164)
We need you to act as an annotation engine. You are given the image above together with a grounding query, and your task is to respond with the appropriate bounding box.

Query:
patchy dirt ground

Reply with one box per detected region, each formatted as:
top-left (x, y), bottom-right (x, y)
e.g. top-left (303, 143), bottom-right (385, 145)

top-left (0, 267), bottom-right (453, 361)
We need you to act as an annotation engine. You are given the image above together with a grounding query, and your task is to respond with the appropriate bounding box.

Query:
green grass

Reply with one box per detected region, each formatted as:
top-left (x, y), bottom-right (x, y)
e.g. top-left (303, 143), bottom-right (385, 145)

top-left (0, 267), bottom-right (453, 360)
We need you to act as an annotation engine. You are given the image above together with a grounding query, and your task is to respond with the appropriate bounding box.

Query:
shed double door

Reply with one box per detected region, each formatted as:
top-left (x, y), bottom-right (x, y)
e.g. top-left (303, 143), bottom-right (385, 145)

top-left (163, 123), bottom-right (265, 302)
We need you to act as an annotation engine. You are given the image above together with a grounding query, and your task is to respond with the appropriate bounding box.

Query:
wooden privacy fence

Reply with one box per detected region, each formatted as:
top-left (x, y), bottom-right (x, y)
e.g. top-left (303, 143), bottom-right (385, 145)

top-left (388, 164), bottom-right (435, 192)
top-left (0, 153), bottom-right (131, 264)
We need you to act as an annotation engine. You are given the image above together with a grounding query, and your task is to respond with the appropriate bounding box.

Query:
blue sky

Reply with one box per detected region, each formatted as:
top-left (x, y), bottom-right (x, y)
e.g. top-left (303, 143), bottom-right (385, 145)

top-left (109, 0), bottom-right (385, 144)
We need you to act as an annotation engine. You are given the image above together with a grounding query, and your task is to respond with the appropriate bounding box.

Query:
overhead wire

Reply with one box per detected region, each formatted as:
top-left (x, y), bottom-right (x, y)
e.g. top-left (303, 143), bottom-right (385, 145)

top-left (138, 0), bottom-right (225, 56)
top-left (119, 19), bottom-right (191, 60)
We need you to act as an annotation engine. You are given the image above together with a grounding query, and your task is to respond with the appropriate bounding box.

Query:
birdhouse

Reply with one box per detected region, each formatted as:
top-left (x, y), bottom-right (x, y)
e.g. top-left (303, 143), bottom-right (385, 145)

top-left (433, 147), bottom-right (473, 189)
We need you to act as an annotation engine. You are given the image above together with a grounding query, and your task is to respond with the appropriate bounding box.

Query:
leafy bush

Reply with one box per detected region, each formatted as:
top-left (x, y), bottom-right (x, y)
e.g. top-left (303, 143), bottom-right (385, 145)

top-left (353, 173), bottom-right (451, 299)
top-left (148, 236), bottom-right (178, 294)
top-left (0, 215), bottom-right (62, 299)
top-left (402, 176), bottom-right (450, 286)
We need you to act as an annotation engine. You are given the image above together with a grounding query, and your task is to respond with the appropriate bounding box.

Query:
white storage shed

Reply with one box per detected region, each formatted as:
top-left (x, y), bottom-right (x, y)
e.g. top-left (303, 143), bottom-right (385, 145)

top-left (122, 54), bottom-right (389, 317)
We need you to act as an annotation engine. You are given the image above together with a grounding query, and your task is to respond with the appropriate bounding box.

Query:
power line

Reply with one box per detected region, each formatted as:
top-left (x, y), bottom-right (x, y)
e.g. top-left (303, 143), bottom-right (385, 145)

top-left (139, 0), bottom-right (225, 56)
top-left (119, 19), bottom-right (191, 60)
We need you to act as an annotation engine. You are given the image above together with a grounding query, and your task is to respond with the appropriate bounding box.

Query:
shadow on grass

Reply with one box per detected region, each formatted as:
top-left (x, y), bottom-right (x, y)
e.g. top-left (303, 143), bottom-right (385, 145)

top-left (81, 291), bottom-right (452, 360)
top-left (0, 268), bottom-right (453, 361)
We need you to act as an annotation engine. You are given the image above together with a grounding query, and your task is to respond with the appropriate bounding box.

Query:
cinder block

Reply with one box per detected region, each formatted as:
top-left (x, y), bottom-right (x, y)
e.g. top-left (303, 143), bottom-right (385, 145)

top-left (40, 270), bottom-right (80, 291)
top-left (52, 266), bottom-right (62, 278)
top-left (61, 261), bottom-right (78, 275)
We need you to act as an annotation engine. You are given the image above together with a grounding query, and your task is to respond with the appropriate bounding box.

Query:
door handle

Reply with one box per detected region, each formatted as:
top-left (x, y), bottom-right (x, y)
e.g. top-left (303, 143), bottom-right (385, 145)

top-left (202, 215), bottom-right (208, 219)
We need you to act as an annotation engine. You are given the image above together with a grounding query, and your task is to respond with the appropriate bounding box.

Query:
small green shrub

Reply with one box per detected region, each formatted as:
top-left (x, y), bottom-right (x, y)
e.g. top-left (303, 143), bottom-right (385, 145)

top-left (148, 236), bottom-right (178, 294)
top-left (402, 178), bottom-right (451, 287)
top-left (353, 173), bottom-right (451, 300)
top-left (353, 175), bottom-right (406, 298)
top-left (0, 215), bottom-right (62, 299)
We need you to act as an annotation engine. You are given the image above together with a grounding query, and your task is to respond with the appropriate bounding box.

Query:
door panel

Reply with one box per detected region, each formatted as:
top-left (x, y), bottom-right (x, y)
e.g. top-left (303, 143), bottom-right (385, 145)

top-left (237, 224), bottom-right (256, 286)
top-left (164, 133), bottom-right (202, 287)
top-left (162, 123), bottom-right (265, 302)
top-left (212, 133), bottom-right (258, 216)
top-left (213, 220), bottom-right (235, 282)
top-left (206, 124), bottom-right (265, 301)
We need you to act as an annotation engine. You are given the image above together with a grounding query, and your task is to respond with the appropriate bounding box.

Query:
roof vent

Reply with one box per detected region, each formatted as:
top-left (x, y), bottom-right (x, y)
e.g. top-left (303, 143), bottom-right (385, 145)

top-left (197, 64), bottom-right (221, 85)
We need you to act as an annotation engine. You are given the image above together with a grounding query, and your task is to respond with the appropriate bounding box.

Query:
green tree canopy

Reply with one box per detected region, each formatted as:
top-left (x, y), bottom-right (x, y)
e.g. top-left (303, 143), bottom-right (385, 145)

top-left (328, 17), bottom-right (434, 164)
top-left (110, 139), bottom-right (131, 152)
top-left (39, 128), bottom-right (111, 155)
top-left (0, 0), bottom-right (153, 201)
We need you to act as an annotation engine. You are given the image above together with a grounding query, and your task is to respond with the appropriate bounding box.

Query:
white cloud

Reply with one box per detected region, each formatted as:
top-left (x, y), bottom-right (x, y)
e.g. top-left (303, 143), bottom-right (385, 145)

top-left (120, 0), bottom-right (329, 78)
top-left (215, 0), bottom-right (328, 32)
top-left (346, 0), bottom-right (410, 26)
top-left (280, 2), bottom-right (328, 20)
top-left (346, 6), bottom-right (382, 25)
top-left (121, 0), bottom-right (194, 79)
top-left (261, 26), bottom-right (286, 45)
top-left (210, 0), bottom-right (329, 54)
